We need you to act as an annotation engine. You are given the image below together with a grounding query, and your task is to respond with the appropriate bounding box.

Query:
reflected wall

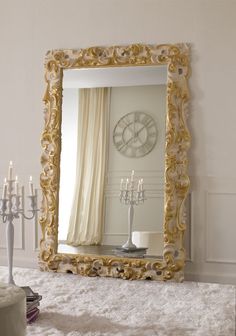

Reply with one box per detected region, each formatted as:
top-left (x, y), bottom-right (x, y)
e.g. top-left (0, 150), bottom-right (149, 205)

top-left (58, 67), bottom-right (167, 256)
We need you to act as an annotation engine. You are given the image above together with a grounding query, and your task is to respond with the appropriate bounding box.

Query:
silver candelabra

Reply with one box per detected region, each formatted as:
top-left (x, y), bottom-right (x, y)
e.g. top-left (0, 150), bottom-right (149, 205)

top-left (0, 162), bottom-right (38, 285)
top-left (120, 170), bottom-right (145, 250)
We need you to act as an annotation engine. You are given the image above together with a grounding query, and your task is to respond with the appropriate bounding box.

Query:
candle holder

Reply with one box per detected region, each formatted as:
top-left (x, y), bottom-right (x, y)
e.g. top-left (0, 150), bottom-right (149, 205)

top-left (119, 171), bottom-right (146, 251)
top-left (0, 165), bottom-right (39, 285)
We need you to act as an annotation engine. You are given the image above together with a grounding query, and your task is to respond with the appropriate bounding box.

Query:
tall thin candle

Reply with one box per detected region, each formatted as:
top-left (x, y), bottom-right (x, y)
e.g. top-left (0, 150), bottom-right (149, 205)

top-left (137, 180), bottom-right (141, 192)
top-left (8, 161), bottom-right (13, 180)
top-left (140, 178), bottom-right (144, 190)
top-left (15, 176), bottom-right (19, 195)
top-left (131, 170), bottom-right (134, 181)
top-left (29, 176), bottom-right (34, 196)
top-left (2, 178), bottom-right (7, 199)
top-left (120, 178), bottom-right (124, 190)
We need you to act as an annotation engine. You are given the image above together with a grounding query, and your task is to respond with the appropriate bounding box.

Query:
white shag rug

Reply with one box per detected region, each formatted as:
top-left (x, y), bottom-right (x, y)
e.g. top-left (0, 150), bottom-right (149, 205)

top-left (0, 267), bottom-right (235, 336)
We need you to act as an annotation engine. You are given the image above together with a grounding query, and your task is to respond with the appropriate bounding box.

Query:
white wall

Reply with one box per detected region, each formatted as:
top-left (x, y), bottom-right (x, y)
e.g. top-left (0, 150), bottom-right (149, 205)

top-left (0, 0), bottom-right (236, 284)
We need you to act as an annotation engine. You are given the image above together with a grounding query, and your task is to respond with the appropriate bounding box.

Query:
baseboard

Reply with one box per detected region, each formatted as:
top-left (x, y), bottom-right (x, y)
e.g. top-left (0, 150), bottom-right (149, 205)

top-left (0, 256), bottom-right (38, 269)
top-left (185, 271), bottom-right (236, 285)
top-left (1, 256), bottom-right (235, 285)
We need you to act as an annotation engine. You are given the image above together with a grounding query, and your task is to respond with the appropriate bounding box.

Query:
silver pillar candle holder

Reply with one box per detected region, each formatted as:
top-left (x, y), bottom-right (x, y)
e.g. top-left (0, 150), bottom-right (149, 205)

top-left (0, 162), bottom-right (39, 285)
top-left (120, 170), bottom-right (145, 250)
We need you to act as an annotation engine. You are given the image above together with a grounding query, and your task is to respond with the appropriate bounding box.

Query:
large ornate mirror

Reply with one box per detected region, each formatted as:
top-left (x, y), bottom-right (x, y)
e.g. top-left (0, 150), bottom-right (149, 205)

top-left (39, 43), bottom-right (190, 281)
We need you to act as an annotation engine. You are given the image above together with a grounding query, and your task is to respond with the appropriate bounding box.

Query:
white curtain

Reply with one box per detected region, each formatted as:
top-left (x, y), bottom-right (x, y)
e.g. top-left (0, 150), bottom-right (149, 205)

top-left (66, 87), bottom-right (110, 245)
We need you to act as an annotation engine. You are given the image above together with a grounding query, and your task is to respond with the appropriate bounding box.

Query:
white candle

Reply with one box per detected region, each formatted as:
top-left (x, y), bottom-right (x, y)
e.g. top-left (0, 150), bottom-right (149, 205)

top-left (2, 178), bottom-right (7, 199)
top-left (15, 176), bottom-right (19, 195)
top-left (140, 178), bottom-right (144, 190)
top-left (120, 178), bottom-right (124, 190)
top-left (137, 180), bottom-right (141, 192)
top-left (29, 176), bottom-right (34, 196)
top-left (8, 161), bottom-right (13, 180)
top-left (125, 178), bottom-right (129, 189)
top-left (131, 170), bottom-right (134, 181)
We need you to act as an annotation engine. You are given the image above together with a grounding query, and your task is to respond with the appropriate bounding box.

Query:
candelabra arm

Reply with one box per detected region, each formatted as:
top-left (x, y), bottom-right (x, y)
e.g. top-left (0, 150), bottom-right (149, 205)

top-left (20, 210), bottom-right (39, 220)
top-left (19, 195), bottom-right (39, 220)
top-left (2, 214), bottom-right (8, 223)
top-left (6, 218), bottom-right (15, 285)
top-left (0, 199), bottom-right (8, 216)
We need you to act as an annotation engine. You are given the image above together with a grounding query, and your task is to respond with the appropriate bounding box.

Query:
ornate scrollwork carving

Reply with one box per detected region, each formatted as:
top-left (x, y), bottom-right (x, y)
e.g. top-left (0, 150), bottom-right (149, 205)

top-left (39, 43), bottom-right (190, 282)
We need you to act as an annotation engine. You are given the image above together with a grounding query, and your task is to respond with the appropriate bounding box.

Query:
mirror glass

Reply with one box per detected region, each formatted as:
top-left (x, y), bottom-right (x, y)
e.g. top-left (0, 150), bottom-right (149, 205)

top-left (57, 65), bottom-right (167, 258)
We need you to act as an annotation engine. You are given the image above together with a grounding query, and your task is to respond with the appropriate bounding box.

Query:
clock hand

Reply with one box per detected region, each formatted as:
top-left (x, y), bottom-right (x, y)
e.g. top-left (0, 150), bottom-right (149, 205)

top-left (118, 135), bottom-right (135, 151)
top-left (118, 119), bottom-right (154, 151)
top-left (123, 121), bottom-right (135, 136)
top-left (121, 125), bottom-right (146, 150)
top-left (119, 126), bottom-right (147, 152)
top-left (134, 118), bottom-right (154, 142)
top-left (136, 118), bottom-right (153, 135)
top-left (133, 125), bottom-right (146, 144)
top-left (135, 125), bottom-right (145, 135)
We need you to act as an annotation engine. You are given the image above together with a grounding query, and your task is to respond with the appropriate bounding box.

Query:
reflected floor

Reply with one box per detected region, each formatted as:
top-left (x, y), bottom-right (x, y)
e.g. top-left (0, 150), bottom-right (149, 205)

top-left (58, 243), bottom-right (161, 259)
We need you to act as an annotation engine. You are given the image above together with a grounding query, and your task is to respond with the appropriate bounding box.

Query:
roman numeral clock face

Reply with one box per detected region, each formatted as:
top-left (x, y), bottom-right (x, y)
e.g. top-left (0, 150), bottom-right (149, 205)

top-left (113, 112), bottom-right (158, 158)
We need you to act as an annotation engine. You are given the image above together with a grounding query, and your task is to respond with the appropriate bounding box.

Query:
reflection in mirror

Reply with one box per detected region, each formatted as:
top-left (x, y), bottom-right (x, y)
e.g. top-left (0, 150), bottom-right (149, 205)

top-left (58, 66), bottom-right (167, 258)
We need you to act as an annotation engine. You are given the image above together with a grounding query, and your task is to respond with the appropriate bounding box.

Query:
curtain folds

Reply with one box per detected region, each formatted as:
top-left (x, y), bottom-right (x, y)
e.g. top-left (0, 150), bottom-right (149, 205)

top-left (66, 87), bottom-right (110, 246)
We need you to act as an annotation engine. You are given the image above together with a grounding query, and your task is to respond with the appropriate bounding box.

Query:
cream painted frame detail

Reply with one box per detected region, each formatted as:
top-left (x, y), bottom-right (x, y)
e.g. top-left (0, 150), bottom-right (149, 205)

top-left (39, 43), bottom-right (191, 281)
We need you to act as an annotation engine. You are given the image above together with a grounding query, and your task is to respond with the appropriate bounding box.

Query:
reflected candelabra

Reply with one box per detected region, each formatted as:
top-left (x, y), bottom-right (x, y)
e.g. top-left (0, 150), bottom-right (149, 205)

top-left (120, 170), bottom-right (145, 250)
top-left (0, 162), bottom-right (38, 285)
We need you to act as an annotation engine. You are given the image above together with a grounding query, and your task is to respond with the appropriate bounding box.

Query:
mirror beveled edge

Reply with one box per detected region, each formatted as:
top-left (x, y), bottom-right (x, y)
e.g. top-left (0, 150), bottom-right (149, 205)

top-left (39, 43), bottom-right (191, 282)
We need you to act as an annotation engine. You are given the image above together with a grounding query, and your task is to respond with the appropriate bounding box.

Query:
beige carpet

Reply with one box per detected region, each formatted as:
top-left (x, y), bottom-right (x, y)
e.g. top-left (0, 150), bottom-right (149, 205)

top-left (0, 266), bottom-right (235, 336)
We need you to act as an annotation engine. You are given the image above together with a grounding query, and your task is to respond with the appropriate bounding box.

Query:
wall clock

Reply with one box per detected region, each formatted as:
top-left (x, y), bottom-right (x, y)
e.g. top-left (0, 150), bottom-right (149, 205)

top-left (113, 111), bottom-right (157, 158)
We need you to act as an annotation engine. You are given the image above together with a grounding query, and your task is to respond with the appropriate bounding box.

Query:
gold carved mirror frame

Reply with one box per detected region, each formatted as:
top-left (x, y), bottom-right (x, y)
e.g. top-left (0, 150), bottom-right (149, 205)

top-left (39, 43), bottom-right (190, 282)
